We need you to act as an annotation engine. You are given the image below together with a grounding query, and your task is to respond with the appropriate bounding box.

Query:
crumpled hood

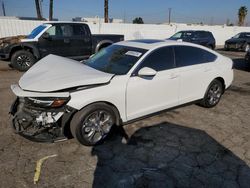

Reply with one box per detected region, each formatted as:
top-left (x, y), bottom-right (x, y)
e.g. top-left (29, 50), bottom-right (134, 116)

top-left (0, 35), bottom-right (26, 45)
top-left (19, 54), bottom-right (114, 92)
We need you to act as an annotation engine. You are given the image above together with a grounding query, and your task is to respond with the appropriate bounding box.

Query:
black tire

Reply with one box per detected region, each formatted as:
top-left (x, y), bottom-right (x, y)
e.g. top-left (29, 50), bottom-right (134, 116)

top-left (207, 45), bottom-right (214, 50)
top-left (200, 79), bottom-right (223, 108)
top-left (10, 50), bottom-right (36, 71)
top-left (70, 103), bottom-right (116, 146)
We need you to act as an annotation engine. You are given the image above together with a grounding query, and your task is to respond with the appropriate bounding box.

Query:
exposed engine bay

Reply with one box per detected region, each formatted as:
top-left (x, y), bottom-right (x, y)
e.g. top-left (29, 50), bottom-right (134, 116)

top-left (10, 97), bottom-right (75, 142)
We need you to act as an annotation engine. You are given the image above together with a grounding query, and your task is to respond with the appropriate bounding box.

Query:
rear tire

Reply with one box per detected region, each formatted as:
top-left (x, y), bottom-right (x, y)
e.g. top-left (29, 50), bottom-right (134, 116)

top-left (10, 50), bottom-right (36, 71)
top-left (200, 80), bottom-right (223, 108)
top-left (70, 103), bottom-right (116, 146)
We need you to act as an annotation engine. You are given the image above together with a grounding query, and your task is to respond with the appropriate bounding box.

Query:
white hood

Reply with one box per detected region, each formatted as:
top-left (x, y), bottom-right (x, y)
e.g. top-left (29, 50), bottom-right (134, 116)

top-left (19, 54), bottom-right (114, 92)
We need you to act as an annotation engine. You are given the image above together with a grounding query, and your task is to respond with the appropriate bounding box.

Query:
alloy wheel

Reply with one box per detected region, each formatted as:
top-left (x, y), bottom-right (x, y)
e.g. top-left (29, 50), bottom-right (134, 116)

top-left (207, 83), bottom-right (222, 105)
top-left (16, 55), bottom-right (32, 68)
top-left (81, 110), bottom-right (113, 144)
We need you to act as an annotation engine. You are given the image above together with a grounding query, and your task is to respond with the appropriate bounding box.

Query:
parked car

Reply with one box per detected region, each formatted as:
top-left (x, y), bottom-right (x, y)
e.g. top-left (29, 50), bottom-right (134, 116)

top-left (169, 30), bottom-right (216, 49)
top-left (10, 39), bottom-right (233, 146)
top-left (224, 32), bottom-right (250, 52)
top-left (0, 22), bottom-right (124, 71)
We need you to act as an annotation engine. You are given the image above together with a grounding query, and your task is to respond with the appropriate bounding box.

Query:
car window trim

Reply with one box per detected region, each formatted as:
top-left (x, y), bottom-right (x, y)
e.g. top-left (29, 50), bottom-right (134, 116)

top-left (173, 45), bottom-right (217, 68)
top-left (131, 46), bottom-right (176, 77)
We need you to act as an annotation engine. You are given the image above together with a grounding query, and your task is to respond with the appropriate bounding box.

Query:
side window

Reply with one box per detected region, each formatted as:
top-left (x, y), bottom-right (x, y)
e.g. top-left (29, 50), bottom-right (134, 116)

top-left (61, 25), bottom-right (73, 37)
top-left (45, 25), bottom-right (73, 37)
top-left (174, 46), bottom-right (217, 67)
top-left (72, 25), bottom-right (88, 36)
top-left (139, 47), bottom-right (175, 72)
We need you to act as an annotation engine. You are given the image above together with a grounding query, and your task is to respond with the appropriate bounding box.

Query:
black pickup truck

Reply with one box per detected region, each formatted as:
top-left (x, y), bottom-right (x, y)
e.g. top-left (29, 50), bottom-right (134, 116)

top-left (0, 22), bottom-right (124, 71)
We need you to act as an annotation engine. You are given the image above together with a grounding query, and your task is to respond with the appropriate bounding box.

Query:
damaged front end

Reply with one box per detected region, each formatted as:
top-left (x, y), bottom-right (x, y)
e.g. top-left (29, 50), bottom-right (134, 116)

top-left (10, 96), bottom-right (76, 142)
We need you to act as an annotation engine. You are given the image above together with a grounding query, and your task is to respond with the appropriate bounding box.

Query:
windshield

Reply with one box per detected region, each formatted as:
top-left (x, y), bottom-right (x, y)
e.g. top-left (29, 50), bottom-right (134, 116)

top-left (85, 45), bottom-right (147, 75)
top-left (170, 31), bottom-right (194, 39)
top-left (233, 33), bottom-right (250, 39)
top-left (27, 25), bottom-right (47, 39)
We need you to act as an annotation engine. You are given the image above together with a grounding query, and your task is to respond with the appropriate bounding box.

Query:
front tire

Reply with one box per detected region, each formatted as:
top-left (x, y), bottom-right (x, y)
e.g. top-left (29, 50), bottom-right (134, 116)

top-left (200, 80), bottom-right (223, 108)
top-left (243, 43), bottom-right (250, 52)
top-left (70, 103), bottom-right (116, 146)
top-left (10, 50), bottom-right (36, 71)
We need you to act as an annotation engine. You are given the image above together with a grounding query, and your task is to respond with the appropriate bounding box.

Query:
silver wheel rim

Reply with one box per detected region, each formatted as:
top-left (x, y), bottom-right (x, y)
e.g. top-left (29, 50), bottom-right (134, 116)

top-left (81, 110), bottom-right (113, 143)
top-left (207, 83), bottom-right (222, 105)
top-left (245, 44), bottom-right (250, 52)
top-left (16, 55), bottom-right (32, 68)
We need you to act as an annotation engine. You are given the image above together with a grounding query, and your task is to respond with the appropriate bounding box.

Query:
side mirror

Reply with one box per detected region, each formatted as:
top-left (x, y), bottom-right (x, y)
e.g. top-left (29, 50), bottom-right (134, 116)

top-left (42, 32), bottom-right (51, 40)
top-left (138, 67), bottom-right (157, 77)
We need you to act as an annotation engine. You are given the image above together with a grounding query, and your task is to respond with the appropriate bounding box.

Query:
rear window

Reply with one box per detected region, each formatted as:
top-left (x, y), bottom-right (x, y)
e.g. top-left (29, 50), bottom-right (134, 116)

top-left (174, 46), bottom-right (217, 67)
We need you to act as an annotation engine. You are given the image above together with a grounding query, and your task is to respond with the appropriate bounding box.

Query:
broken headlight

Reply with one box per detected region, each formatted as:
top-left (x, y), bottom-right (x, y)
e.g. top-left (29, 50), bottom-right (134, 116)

top-left (25, 97), bottom-right (70, 108)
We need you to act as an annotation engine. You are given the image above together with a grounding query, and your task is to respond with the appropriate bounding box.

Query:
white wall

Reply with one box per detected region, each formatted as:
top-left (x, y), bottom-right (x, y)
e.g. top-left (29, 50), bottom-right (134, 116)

top-left (1, 19), bottom-right (250, 46)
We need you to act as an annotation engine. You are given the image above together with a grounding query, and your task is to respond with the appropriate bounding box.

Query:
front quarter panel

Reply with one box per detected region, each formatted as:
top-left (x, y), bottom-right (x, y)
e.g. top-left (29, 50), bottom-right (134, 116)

top-left (67, 75), bottom-right (129, 122)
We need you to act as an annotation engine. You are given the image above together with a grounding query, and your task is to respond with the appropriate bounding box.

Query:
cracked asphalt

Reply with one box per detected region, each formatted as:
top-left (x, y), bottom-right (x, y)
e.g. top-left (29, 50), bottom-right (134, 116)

top-left (0, 50), bottom-right (250, 188)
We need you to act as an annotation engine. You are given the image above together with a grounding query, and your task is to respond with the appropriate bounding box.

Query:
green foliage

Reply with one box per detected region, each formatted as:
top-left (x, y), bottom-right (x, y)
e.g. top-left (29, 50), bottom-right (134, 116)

top-left (238, 6), bottom-right (248, 26)
top-left (133, 17), bottom-right (144, 24)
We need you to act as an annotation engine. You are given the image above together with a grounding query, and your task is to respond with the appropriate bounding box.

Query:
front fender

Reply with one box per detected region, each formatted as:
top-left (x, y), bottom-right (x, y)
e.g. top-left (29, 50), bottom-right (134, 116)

top-left (21, 42), bottom-right (40, 59)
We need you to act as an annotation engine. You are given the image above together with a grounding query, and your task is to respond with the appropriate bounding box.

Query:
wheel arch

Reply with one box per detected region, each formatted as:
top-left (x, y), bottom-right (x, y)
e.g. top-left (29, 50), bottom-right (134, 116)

top-left (9, 44), bottom-right (40, 59)
top-left (214, 77), bottom-right (225, 92)
top-left (95, 40), bottom-right (113, 53)
top-left (74, 101), bottom-right (122, 126)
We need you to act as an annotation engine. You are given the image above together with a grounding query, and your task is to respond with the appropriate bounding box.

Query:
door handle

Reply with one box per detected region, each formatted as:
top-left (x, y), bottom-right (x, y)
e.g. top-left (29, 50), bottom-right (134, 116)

top-left (204, 68), bottom-right (212, 72)
top-left (170, 74), bottom-right (179, 79)
top-left (84, 38), bottom-right (91, 42)
top-left (64, 38), bottom-right (70, 43)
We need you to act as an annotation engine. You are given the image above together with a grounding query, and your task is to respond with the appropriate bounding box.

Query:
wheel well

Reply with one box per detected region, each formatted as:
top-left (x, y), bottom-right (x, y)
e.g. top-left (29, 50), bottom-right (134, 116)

top-left (76, 101), bottom-right (122, 125)
top-left (97, 43), bottom-right (112, 52)
top-left (10, 46), bottom-right (36, 59)
top-left (215, 77), bottom-right (225, 92)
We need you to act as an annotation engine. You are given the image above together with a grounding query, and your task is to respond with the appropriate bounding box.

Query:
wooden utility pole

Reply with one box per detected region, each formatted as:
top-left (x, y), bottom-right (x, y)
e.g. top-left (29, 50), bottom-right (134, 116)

top-left (104, 0), bottom-right (109, 23)
top-left (49, 0), bottom-right (53, 21)
top-left (2, 1), bottom-right (6, 16)
top-left (35, 0), bottom-right (43, 20)
top-left (168, 8), bottom-right (172, 24)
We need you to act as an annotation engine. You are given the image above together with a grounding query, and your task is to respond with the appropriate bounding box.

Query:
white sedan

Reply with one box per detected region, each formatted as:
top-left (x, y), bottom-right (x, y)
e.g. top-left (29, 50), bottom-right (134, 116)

top-left (10, 39), bottom-right (234, 146)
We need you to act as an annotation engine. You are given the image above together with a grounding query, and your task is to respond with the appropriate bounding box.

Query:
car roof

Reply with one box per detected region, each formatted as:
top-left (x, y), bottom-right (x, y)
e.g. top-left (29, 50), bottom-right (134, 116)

top-left (44, 21), bottom-right (87, 25)
top-left (117, 39), bottom-right (205, 50)
top-left (177, 30), bottom-right (210, 33)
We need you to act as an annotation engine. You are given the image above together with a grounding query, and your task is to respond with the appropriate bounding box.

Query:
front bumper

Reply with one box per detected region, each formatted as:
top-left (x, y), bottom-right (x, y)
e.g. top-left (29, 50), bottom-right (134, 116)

top-left (10, 97), bottom-right (76, 142)
top-left (224, 43), bottom-right (243, 50)
top-left (0, 51), bottom-right (9, 60)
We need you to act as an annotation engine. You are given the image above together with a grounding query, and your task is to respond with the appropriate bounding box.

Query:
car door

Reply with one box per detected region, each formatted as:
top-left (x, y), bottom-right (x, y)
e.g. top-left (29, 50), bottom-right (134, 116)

top-left (38, 24), bottom-right (73, 57)
top-left (126, 46), bottom-right (179, 121)
top-left (174, 45), bottom-right (217, 104)
top-left (69, 24), bottom-right (92, 59)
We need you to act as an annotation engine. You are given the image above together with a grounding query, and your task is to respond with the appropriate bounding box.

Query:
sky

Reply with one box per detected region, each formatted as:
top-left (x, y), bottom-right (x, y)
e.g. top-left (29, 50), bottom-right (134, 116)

top-left (1, 0), bottom-right (250, 25)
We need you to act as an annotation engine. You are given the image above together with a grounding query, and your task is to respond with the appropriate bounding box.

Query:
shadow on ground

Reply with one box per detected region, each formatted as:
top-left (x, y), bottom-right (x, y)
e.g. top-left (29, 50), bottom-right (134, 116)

top-left (92, 122), bottom-right (250, 188)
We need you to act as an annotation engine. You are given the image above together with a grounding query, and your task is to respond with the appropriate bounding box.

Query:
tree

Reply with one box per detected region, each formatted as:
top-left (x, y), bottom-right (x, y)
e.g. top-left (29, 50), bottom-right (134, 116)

top-left (34, 0), bottom-right (43, 20)
top-left (104, 0), bottom-right (109, 23)
top-left (133, 17), bottom-right (144, 24)
top-left (238, 6), bottom-right (248, 26)
top-left (49, 0), bottom-right (53, 21)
